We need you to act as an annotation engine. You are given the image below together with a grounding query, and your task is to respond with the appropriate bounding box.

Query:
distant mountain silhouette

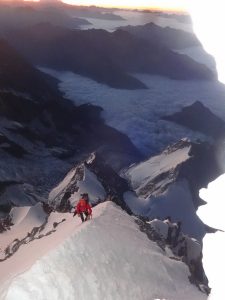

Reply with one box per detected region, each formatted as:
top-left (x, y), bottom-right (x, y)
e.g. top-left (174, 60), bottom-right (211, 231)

top-left (0, 2), bottom-right (91, 34)
top-left (0, 39), bottom-right (59, 102)
top-left (163, 101), bottom-right (225, 139)
top-left (119, 22), bottom-right (200, 50)
top-left (6, 23), bottom-right (215, 89)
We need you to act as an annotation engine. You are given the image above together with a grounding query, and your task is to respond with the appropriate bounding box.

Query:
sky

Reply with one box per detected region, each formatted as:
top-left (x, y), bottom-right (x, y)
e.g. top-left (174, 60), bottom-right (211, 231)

top-left (61, 0), bottom-right (187, 11)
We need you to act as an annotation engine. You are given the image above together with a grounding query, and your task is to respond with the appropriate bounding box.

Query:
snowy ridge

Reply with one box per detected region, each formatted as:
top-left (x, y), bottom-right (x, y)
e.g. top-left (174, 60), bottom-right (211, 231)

top-left (0, 202), bottom-right (100, 293)
top-left (49, 164), bottom-right (106, 209)
top-left (49, 153), bottom-right (130, 213)
top-left (0, 202), bottom-right (206, 300)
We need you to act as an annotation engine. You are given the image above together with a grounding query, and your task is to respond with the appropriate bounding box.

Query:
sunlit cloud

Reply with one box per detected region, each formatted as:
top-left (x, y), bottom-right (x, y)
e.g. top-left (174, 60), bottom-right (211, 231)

top-left (61, 0), bottom-right (186, 11)
top-left (187, 0), bottom-right (225, 84)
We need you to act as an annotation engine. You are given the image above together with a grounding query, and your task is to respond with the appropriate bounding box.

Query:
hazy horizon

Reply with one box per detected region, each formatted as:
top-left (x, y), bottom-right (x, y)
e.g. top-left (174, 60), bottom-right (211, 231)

top-left (0, 0), bottom-right (187, 13)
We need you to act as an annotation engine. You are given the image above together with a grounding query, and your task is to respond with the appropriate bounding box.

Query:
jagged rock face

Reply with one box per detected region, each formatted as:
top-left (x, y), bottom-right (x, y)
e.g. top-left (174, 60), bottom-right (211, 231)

top-left (163, 101), bottom-right (225, 140)
top-left (85, 153), bottom-right (132, 214)
top-left (137, 218), bottom-right (210, 294)
top-left (49, 153), bottom-right (131, 214)
top-left (126, 139), bottom-right (222, 207)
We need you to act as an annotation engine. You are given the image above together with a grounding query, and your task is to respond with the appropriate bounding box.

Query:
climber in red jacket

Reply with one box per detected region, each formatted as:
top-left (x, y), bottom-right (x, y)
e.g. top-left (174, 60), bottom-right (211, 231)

top-left (73, 193), bottom-right (92, 222)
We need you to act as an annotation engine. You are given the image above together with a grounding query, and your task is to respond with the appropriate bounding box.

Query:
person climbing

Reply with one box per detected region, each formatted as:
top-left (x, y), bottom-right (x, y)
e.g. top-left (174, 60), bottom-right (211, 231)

top-left (173, 221), bottom-right (182, 247)
top-left (73, 193), bottom-right (92, 222)
top-left (163, 216), bottom-right (174, 245)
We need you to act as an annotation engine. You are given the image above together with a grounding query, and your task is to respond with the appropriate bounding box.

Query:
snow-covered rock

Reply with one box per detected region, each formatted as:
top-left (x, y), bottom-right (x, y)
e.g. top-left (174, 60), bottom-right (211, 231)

top-left (0, 202), bottom-right (207, 300)
top-left (149, 219), bottom-right (202, 263)
top-left (123, 139), bottom-right (221, 239)
top-left (125, 139), bottom-right (191, 196)
top-left (49, 153), bottom-right (131, 213)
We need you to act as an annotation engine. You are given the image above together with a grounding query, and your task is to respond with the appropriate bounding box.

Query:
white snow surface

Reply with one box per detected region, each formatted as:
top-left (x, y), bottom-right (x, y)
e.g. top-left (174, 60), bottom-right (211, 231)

top-left (1, 202), bottom-right (206, 300)
top-left (49, 167), bottom-right (77, 202)
top-left (125, 143), bottom-right (191, 191)
top-left (70, 167), bottom-right (106, 205)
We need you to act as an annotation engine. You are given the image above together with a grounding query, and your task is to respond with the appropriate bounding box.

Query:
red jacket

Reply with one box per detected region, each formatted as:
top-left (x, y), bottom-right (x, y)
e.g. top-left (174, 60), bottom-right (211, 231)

top-left (76, 198), bottom-right (92, 215)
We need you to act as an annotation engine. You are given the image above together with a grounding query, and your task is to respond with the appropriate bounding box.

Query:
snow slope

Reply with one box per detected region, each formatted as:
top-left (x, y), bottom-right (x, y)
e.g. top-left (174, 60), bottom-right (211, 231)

top-left (1, 202), bottom-right (206, 300)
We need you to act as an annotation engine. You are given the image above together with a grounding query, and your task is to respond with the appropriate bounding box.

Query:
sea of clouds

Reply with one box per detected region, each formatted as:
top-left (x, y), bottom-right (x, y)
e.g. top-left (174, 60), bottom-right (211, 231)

top-left (79, 9), bottom-right (193, 33)
top-left (41, 67), bottom-right (225, 157)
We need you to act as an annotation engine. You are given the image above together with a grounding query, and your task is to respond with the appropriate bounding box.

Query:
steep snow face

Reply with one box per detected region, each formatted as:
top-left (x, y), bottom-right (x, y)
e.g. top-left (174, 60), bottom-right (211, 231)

top-left (49, 164), bottom-right (106, 208)
top-left (71, 167), bottom-right (106, 205)
top-left (49, 162), bottom-right (106, 210)
top-left (2, 202), bottom-right (206, 300)
top-left (125, 141), bottom-right (191, 194)
top-left (48, 153), bottom-right (131, 213)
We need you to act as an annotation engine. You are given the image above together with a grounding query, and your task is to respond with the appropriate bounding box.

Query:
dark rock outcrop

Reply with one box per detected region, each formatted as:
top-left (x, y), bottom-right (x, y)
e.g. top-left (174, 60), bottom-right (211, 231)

top-left (178, 140), bottom-right (222, 208)
top-left (163, 101), bottom-right (225, 139)
top-left (0, 39), bottom-right (60, 102)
